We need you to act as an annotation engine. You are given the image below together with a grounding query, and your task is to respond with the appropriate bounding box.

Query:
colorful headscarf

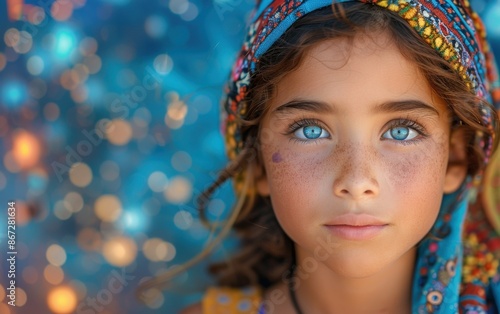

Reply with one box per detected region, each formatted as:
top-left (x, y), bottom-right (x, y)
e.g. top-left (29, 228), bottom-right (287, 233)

top-left (220, 0), bottom-right (500, 313)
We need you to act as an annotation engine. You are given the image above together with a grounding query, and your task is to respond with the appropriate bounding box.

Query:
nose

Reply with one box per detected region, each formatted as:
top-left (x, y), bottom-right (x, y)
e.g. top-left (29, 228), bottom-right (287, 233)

top-left (332, 144), bottom-right (380, 200)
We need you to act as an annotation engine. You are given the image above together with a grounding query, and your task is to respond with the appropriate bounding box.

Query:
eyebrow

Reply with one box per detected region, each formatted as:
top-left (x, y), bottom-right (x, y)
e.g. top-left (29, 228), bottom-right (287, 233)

top-left (272, 99), bottom-right (440, 117)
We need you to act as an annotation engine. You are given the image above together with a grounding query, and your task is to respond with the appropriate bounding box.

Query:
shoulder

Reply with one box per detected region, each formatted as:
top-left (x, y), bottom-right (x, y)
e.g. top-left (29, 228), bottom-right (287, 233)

top-left (198, 285), bottom-right (263, 314)
top-left (179, 302), bottom-right (202, 314)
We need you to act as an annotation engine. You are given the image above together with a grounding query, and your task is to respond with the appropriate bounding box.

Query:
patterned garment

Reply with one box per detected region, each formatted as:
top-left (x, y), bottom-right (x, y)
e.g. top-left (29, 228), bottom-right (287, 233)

top-left (202, 286), bottom-right (263, 313)
top-left (219, 0), bottom-right (500, 313)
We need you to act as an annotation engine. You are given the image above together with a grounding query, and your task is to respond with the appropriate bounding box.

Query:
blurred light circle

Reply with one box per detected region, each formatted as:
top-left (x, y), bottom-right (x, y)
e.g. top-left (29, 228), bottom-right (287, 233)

top-left (143, 288), bottom-right (165, 309)
top-left (83, 55), bottom-right (102, 74)
top-left (23, 266), bottom-right (39, 285)
top-left (69, 162), bottom-right (93, 187)
top-left (148, 171), bottom-right (169, 192)
top-left (0, 303), bottom-right (10, 314)
top-left (181, 2), bottom-right (198, 21)
top-left (142, 238), bottom-right (168, 262)
top-left (51, 0), bottom-right (74, 21)
top-left (44, 102), bottom-right (60, 121)
top-left (4, 151), bottom-right (21, 173)
top-left (99, 160), bottom-right (120, 181)
top-left (79, 37), bottom-right (98, 56)
top-left (169, 0), bottom-right (189, 14)
top-left (106, 119), bottom-right (133, 146)
top-left (54, 200), bottom-right (72, 220)
top-left (64, 192), bottom-right (84, 213)
top-left (74, 64), bottom-right (89, 82)
top-left (15, 288), bottom-right (27, 306)
top-left (118, 209), bottom-right (149, 232)
top-left (163, 176), bottom-right (192, 204)
top-left (60, 69), bottom-right (80, 90)
top-left (73, 0), bottom-right (87, 8)
top-left (102, 236), bottom-right (137, 267)
top-left (13, 31), bottom-right (33, 54)
top-left (53, 30), bottom-right (76, 57)
top-left (0, 53), bottom-right (6, 71)
top-left (70, 85), bottom-right (88, 103)
top-left (1, 81), bottom-right (28, 108)
top-left (46, 244), bottom-right (67, 266)
top-left (12, 129), bottom-right (40, 170)
top-left (27, 55), bottom-right (44, 75)
top-left (145, 15), bottom-right (168, 38)
top-left (77, 228), bottom-right (102, 251)
top-left (165, 91), bottom-right (179, 102)
top-left (44, 264), bottom-right (65, 285)
top-left (171, 151), bottom-right (192, 172)
top-left (47, 286), bottom-right (78, 314)
top-left (173, 210), bottom-right (193, 230)
top-left (164, 242), bottom-right (176, 261)
top-left (165, 115), bottom-right (184, 129)
top-left (27, 6), bottom-right (46, 25)
top-left (153, 54), bottom-right (173, 75)
top-left (21, 107), bottom-right (37, 121)
top-left (4, 28), bottom-right (20, 47)
top-left (94, 194), bottom-right (122, 222)
top-left (167, 100), bottom-right (187, 120)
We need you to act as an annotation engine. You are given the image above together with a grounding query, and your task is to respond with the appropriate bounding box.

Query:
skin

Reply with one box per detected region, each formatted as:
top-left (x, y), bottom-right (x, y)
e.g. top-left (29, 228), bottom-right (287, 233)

top-left (180, 30), bottom-right (468, 314)
top-left (253, 31), bottom-right (468, 313)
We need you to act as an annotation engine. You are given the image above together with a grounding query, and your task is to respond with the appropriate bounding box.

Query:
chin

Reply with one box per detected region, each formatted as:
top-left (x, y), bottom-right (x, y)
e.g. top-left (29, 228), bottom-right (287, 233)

top-left (324, 252), bottom-right (393, 278)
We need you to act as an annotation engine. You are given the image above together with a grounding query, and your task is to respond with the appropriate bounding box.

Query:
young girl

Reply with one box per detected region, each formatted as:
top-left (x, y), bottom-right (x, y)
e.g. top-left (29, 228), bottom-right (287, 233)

top-left (139, 0), bottom-right (500, 313)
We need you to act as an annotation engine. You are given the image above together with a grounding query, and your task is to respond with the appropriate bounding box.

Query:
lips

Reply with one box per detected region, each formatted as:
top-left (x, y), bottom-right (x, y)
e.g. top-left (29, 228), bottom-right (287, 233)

top-left (324, 214), bottom-right (388, 240)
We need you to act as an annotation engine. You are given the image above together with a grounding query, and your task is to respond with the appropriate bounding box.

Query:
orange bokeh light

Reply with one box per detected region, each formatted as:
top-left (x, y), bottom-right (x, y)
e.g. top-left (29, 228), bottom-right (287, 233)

top-left (7, 0), bottom-right (23, 21)
top-left (12, 130), bottom-right (41, 169)
top-left (47, 286), bottom-right (77, 314)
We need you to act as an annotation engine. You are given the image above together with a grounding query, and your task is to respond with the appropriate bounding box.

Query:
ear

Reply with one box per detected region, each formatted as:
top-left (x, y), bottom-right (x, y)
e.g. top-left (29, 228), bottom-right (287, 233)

top-left (254, 160), bottom-right (270, 197)
top-left (443, 127), bottom-right (468, 193)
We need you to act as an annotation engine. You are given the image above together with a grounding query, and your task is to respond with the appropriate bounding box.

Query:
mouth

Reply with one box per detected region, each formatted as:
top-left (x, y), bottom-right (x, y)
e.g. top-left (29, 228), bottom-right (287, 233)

top-left (324, 224), bottom-right (388, 240)
top-left (324, 214), bottom-right (388, 240)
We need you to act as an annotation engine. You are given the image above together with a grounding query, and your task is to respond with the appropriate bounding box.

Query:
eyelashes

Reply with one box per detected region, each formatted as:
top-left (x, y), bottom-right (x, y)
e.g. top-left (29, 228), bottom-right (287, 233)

top-left (283, 117), bottom-right (429, 145)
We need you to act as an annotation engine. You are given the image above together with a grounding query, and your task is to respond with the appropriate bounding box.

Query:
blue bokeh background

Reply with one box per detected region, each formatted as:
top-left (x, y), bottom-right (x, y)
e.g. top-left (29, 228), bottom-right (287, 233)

top-left (0, 0), bottom-right (499, 313)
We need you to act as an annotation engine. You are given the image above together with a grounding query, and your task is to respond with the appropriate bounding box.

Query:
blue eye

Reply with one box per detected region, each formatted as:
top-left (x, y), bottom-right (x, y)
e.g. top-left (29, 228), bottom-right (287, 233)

top-left (294, 125), bottom-right (330, 140)
top-left (382, 125), bottom-right (419, 141)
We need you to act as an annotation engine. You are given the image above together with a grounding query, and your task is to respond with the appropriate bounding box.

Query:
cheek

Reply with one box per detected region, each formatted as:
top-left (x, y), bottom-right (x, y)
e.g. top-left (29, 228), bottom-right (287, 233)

top-left (385, 144), bottom-right (448, 195)
top-left (383, 142), bottom-right (449, 234)
top-left (262, 146), bottom-right (328, 222)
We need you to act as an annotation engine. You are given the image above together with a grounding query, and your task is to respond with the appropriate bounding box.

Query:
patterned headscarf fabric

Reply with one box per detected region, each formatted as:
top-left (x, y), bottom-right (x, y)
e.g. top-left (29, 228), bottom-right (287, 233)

top-left (220, 0), bottom-right (500, 313)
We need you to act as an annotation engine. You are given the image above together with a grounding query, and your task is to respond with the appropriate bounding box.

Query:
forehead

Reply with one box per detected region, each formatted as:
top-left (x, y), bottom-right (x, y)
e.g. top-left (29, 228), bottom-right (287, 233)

top-left (266, 31), bottom-right (449, 118)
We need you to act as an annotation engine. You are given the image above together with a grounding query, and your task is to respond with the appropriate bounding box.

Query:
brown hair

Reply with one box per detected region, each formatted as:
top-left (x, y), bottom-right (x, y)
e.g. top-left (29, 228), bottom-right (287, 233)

top-left (137, 1), bottom-right (499, 295)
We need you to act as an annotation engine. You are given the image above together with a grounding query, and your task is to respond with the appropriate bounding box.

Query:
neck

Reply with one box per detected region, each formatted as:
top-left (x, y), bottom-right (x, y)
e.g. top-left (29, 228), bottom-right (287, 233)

top-left (290, 246), bottom-right (416, 314)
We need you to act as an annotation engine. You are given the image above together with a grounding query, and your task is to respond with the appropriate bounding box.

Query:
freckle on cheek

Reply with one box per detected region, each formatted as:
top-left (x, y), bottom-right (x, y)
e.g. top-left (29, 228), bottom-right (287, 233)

top-left (272, 152), bottom-right (283, 163)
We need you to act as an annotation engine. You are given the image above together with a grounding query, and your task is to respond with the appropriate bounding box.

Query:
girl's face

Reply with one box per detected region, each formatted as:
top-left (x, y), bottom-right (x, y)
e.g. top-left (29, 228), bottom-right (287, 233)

top-left (255, 31), bottom-right (466, 277)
